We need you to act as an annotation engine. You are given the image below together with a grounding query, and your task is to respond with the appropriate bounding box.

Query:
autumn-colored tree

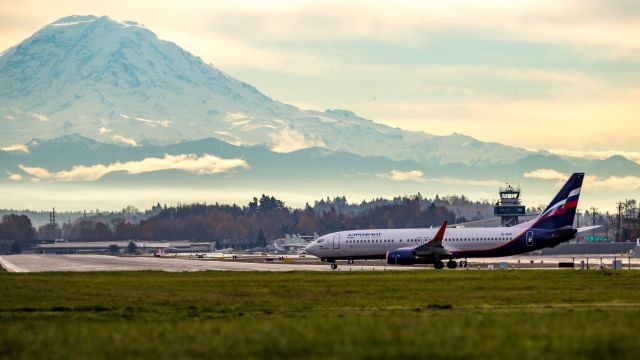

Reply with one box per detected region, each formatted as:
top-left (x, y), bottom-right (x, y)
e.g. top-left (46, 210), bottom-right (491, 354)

top-left (37, 223), bottom-right (60, 240)
top-left (0, 215), bottom-right (36, 243)
top-left (68, 220), bottom-right (112, 242)
top-left (112, 219), bottom-right (141, 240)
top-left (296, 215), bottom-right (316, 235)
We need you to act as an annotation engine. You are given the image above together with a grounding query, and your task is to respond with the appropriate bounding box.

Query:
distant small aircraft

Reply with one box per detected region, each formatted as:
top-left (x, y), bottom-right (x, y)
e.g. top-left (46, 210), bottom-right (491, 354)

top-left (305, 173), bottom-right (599, 269)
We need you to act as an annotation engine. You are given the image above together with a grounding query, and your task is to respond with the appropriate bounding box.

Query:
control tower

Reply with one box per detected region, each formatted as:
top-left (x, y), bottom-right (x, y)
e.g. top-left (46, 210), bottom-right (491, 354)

top-left (494, 184), bottom-right (525, 227)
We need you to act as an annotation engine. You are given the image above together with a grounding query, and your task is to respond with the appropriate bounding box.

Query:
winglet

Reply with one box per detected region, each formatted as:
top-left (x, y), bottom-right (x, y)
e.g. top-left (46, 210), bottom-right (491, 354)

top-left (423, 220), bottom-right (448, 247)
top-left (433, 221), bottom-right (448, 241)
top-left (413, 220), bottom-right (450, 254)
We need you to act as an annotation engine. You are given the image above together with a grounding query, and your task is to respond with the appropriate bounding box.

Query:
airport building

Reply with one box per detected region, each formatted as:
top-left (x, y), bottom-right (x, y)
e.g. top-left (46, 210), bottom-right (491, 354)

top-left (494, 184), bottom-right (526, 227)
top-left (35, 241), bottom-right (214, 254)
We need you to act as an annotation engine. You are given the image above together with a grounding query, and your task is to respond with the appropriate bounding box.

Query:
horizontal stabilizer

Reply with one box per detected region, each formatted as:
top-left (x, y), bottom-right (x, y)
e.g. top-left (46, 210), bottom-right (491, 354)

top-left (576, 225), bottom-right (602, 233)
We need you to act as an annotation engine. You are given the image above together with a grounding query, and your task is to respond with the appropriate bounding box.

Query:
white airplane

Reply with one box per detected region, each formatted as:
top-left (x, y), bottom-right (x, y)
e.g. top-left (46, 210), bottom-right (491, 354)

top-left (305, 173), bottom-right (600, 269)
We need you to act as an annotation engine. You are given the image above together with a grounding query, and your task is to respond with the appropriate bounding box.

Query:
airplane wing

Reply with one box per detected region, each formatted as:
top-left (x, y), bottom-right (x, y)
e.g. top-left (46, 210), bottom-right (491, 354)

top-left (411, 221), bottom-right (451, 257)
top-left (576, 225), bottom-right (602, 233)
top-left (419, 221), bottom-right (448, 248)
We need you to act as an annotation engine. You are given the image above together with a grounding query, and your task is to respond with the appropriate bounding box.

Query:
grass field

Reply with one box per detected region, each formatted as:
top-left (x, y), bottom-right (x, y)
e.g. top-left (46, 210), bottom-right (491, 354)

top-left (1, 270), bottom-right (640, 359)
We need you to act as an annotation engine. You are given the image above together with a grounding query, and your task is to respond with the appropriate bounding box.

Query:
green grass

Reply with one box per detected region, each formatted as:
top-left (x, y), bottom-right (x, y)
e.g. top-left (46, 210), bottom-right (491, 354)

top-left (1, 271), bottom-right (639, 359)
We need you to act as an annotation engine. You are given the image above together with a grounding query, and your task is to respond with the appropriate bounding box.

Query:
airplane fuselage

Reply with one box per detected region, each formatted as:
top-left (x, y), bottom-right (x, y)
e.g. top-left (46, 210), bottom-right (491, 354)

top-left (306, 224), bottom-right (576, 262)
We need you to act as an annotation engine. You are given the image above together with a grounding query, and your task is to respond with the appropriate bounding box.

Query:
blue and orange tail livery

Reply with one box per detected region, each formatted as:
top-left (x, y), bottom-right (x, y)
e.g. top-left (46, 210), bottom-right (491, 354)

top-left (535, 173), bottom-right (584, 230)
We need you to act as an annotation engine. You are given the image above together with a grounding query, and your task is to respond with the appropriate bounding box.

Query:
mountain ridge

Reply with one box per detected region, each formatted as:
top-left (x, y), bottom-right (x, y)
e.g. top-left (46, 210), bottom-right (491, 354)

top-left (4, 133), bottom-right (639, 180)
top-left (0, 14), bottom-right (535, 167)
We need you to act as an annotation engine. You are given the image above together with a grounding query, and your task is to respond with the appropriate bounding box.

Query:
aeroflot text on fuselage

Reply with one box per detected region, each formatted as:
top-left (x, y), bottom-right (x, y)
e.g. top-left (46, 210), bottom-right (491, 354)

top-left (346, 232), bottom-right (382, 239)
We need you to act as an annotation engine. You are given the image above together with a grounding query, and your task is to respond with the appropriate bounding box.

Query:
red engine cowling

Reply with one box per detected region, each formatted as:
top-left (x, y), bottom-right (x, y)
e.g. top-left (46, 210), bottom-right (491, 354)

top-left (386, 250), bottom-right (417, 265)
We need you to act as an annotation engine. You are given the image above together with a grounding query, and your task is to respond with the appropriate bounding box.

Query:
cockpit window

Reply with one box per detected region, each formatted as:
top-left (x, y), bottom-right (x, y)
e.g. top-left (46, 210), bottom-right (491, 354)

top-left (318, 239), bottom-right (325, 243)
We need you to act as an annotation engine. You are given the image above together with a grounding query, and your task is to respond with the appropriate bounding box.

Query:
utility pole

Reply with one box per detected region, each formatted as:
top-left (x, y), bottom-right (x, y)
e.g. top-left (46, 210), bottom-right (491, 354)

top-left (616, 202), bottom-right (624, 243)
top-left (590, 207), bottom-right (598, 227)
top-left (576, 209), bottom-right (581, 227)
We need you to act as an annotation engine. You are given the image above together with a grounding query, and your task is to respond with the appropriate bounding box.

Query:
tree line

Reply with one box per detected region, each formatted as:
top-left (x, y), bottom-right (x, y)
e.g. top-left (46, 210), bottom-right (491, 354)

top-left (4, 195), bottom-right (639, 254)
top-left (1, 194), bottom-right (457, 249)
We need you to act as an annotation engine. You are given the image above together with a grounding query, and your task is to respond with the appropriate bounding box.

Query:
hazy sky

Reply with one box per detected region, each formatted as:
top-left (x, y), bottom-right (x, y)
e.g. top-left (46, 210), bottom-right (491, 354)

top-left (1, 0), bottom-right (639, 157)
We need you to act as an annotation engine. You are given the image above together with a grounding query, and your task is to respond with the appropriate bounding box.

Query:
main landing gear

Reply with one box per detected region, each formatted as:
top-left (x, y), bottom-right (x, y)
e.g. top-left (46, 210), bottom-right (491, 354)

top-left (330, 263), bottom-right (338, 270)
top-left (433, 259), bottom-right (461, 270)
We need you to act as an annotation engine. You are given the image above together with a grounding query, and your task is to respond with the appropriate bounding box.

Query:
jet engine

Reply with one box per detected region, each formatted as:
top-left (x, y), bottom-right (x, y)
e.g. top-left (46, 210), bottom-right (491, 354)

top-left (386, 250), bottom-right (417, 265)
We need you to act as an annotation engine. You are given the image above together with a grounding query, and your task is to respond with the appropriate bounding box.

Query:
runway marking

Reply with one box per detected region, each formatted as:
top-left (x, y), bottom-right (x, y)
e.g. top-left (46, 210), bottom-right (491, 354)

top-left (1, 254), bottom-right (638, 273)
top-left (0, 256), bottom-right (28, 273)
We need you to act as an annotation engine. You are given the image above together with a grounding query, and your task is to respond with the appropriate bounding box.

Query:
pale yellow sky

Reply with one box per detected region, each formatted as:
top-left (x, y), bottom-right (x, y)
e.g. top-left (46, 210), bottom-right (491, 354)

top-left (1, 0), bottom-right (639, 155)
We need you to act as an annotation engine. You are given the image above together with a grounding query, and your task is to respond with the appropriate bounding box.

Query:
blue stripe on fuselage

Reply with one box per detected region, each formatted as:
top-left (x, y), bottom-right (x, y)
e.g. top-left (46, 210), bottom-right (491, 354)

top-left (450, 228), bottom-right (570, 258)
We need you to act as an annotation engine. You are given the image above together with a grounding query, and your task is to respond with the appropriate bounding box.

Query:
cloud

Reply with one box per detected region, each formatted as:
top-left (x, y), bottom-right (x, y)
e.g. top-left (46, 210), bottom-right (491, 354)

top-left (18, 165), bottom-right (53, 179)
top-left (120, 114), bottom-right (173, 128)
top-left (99, 127), bottom-right (112, 135)
top-left (112, 134), bottom-right (138, 147)
top-left (0, 144), bottom-right (29, 153)
top-left (378, 170), bottom-right (502, 186)
top-left (433, 177), bottom-right (503, 187)
top-left (379, 170), bottom-right (426, 182)
top-left (30, 112), bottom-right (48, 122)
top-left (547, 149), bottom-right (640, 165)
top-left (524, 169), bottom-right (568, 181)
top-left (17, 154), bottom-right (250, 182)
top-left (585, 176), bottom-right (640, 192)
top-left (7, 172), bottom-right (23, 181)
top-left (524, 169), bottom-right (640, 192)
top-left (2, 106), bottom-right (49, 121)
top-left (193, 1), bottom-right (640, 54)
top-left (270, 126), bottom-right (326, 153)
top-left (357, 89), bottom-right (639, 152)
top-left (213, 131), bottom-right (244, 146)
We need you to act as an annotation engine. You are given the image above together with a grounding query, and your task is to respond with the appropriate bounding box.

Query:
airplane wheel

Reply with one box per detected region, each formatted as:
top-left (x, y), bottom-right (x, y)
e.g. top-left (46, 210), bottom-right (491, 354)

top-left (447, 260), bottom-right (458, 269)
top-left (459, 260), bottom-right (468, 268)
top-left (434, 260), bottom-right (444, 270)
top-left (330, 263), bottom-right (338, 270)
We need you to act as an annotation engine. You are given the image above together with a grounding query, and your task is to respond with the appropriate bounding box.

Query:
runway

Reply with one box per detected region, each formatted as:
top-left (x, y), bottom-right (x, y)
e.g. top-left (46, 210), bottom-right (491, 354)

top-left (1, 254), bottom-right (638, 273)
top-left (0, 254), bottom-right (416, 273)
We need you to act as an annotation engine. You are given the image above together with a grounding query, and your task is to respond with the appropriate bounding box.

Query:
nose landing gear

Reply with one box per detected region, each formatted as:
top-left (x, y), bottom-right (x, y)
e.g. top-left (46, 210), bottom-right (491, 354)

top-left (330, 263), bottom-right (338, 270)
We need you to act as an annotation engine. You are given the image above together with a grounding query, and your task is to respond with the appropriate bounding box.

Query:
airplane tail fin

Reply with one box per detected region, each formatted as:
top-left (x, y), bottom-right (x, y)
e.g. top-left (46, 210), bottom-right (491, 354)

top-left (534, 173), bottom-right (584, 230)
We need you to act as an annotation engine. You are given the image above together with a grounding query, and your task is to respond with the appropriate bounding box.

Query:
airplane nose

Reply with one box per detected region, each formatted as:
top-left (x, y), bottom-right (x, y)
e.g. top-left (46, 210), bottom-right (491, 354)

top-left (304, 243), bottom-right (316, 255)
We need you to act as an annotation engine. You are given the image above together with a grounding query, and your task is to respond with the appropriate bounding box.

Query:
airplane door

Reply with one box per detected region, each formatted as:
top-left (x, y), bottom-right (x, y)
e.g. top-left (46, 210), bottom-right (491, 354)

top-left (526, 231), bottom-right (534, 247)
top-left (333, 234), bottom-right (340, 249)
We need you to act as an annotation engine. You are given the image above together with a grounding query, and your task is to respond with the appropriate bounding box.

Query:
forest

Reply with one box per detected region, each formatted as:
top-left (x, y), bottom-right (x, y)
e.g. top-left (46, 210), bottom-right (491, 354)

top-left (4, 194), bottom-right (636, 252)
top-left (1, 194), bottom-right (461, 249)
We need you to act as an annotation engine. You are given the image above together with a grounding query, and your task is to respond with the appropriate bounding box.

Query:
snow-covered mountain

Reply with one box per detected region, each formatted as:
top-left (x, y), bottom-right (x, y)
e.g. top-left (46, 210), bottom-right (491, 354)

top-left (0, 15), bottom-right (532, 166)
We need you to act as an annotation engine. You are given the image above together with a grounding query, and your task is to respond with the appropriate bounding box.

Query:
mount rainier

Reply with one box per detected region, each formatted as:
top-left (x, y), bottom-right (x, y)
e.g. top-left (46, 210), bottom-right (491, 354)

top-left (0, 15), bottom-right (533, 167)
